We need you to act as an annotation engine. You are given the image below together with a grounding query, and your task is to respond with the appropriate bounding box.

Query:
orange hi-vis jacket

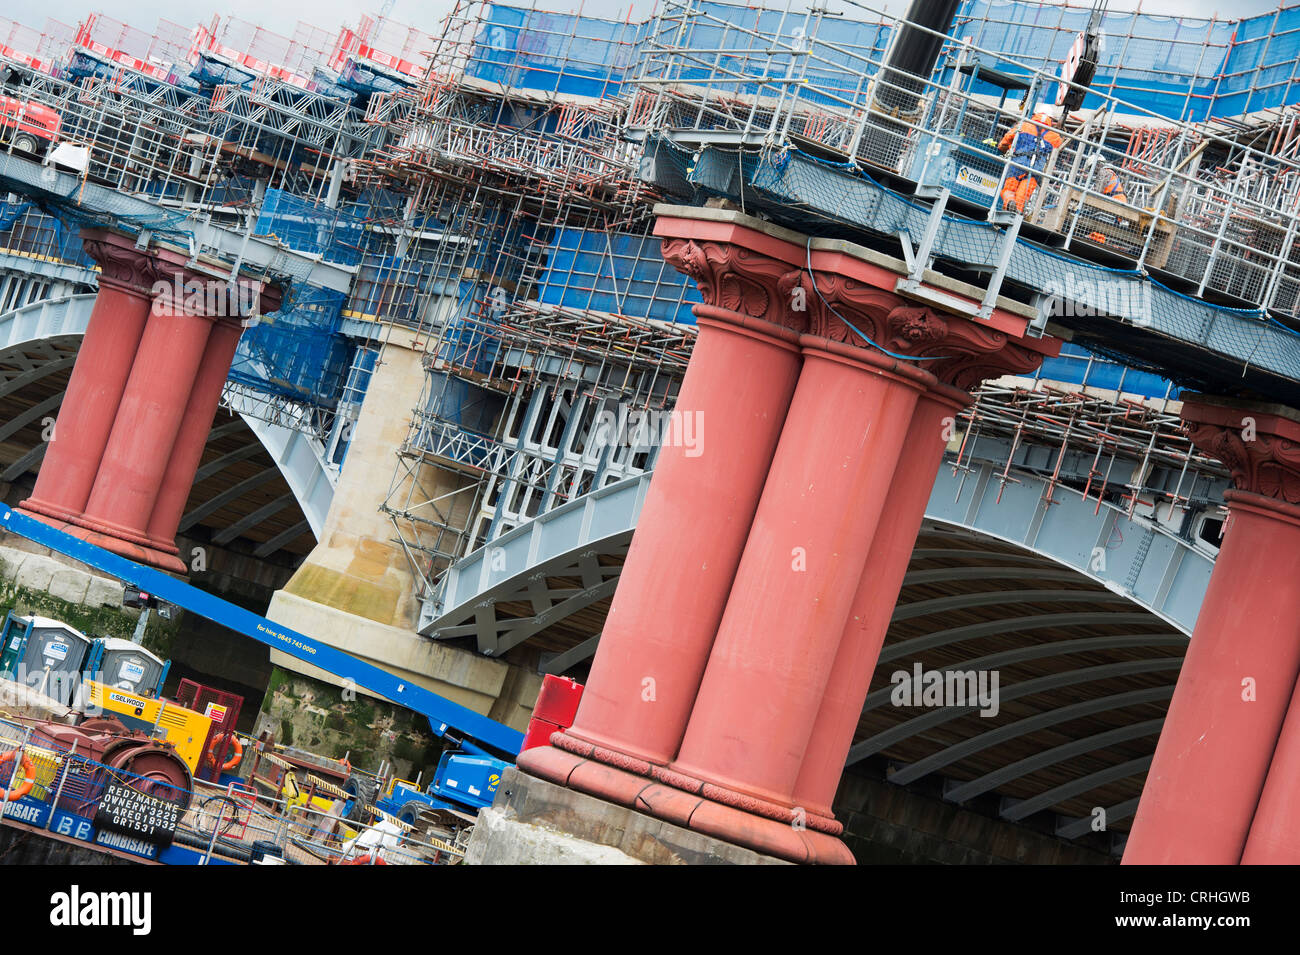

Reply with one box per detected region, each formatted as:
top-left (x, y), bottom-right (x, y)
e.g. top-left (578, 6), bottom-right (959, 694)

top-left (1100, 167), bottom-right (1128, 203)
top-left (999, 118), bottom-right (1064, 178)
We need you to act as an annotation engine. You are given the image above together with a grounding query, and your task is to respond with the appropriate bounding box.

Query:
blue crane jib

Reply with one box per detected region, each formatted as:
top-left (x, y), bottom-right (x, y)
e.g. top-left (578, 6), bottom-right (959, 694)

top-left (0, 504), bottom-right (523, 757)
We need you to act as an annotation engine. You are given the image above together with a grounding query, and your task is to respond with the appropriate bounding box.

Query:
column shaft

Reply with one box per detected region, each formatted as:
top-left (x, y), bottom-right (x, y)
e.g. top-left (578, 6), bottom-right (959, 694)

top-left (670, 336), bottom-right (931, 808)
top-left (563, 308), bottom-right (803, 764)
top-left (145, 320), bottom-right (245, 549)
top-left (1124, 491), bottom-right (1300, 864)
top-left (1243, 622), bottom-right (1300, 864)
top-left (792, 388), bottom-right (967, 816)
top-left (1234, 494), bottom-right (1300, 865)
top-left (79, 298), bottom-right (213, 552)
top-left (20, 283), bottom-right (152, 523)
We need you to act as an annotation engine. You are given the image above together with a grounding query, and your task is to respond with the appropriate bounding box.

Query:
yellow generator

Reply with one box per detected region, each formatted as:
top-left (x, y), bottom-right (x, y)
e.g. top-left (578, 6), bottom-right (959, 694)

top-left (78, 680), bottom-right (213, 773)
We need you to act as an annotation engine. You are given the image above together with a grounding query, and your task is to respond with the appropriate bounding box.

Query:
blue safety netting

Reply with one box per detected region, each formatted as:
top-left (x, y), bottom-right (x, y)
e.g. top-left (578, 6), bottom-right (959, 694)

top-left (0, 201), bottom-right (95, 268)
top-left (227, 285), bottom-right (354, 407)
top-left (1213, 7), bottom-right (1300, 118)
top-left (1037, 343), bottom-right (1177, 401)
top-left (253, 188), bottom-right (368, 268)
top-left (538, 228), bottom-right (701, 325)
top-left (631, 0), bottom-right (1300, 124)
top-left (637, 1), bottom-right (891, 108)
top-left (952, 0), bottom-right (1300, 122)
top-left (467, 3), bottom-right (639, 97)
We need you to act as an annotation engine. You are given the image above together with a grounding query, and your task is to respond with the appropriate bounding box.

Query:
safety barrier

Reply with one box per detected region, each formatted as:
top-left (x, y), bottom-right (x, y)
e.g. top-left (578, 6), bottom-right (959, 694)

top-left (0, 718), bottom-right (467, 865)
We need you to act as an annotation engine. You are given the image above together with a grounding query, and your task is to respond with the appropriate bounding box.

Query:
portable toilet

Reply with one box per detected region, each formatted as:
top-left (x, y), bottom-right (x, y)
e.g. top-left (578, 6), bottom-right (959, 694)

top-left (0, 613), bottom-right (95, 706)
top-left (85, 638), bottom-right (168, 697)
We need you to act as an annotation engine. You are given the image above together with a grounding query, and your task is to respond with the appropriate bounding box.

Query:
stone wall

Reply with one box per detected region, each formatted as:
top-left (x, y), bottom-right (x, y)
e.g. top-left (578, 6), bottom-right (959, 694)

top-left (0, 538), bottom-right (179, 660)
top-left (253, 666), bottom-right (442, 778)
top-left (831, 767), bottom-right (1116, 865)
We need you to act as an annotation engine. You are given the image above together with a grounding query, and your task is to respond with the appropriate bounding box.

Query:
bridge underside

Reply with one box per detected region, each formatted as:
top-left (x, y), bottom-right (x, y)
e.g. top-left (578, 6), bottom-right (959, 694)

top-left (0, 332), bottom-right (316, 563)
top-left (429, 516), bottom-right (1183, 855)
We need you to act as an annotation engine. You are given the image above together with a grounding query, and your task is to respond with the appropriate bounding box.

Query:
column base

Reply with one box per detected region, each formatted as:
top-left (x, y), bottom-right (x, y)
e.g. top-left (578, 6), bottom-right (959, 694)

top-left (61, 512), bottom-right (180, 556)
top-left (519, 744), bottom-right (855, 864)
top-left (467, 766), bottom-right (791, 865)
top-left (15, 509), bottom-right (187, 575)
top-left (551, 729), bottom-right (842, 834)
top-left (16, 499), bottom-right (87, 526)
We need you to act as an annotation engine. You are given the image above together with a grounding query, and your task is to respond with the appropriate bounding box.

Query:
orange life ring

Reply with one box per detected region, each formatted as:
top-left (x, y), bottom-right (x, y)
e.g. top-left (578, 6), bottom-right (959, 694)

top-left (0, 750), bottom-right (35, 801)
top-left (204, 733), bottom-right (243, 771)
top-left (342, 853), bottom-right (387, 865)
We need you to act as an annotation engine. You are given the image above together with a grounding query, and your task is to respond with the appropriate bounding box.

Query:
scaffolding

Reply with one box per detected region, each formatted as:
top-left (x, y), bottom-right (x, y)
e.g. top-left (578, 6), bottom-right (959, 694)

top-left (346, 1), bottom-right (705, 597)
top-left (629, 0), bottom-right (1300, 322)
top-left (0, 0), bottom-right (1290, 614)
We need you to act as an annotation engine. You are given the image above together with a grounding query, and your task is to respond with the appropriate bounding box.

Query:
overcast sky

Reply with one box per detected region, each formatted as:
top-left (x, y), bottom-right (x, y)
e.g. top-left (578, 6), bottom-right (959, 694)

top-left (17, 0), bottom-right (1285, 40)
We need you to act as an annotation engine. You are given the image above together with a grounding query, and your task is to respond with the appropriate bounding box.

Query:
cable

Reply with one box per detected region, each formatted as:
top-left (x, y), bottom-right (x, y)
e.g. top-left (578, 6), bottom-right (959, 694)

top-left (804, 236), bottom-right (953, 361)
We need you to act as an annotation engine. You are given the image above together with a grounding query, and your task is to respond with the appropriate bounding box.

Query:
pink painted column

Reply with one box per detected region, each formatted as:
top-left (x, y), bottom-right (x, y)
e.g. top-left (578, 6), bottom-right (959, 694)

top-left (522, 211), bottom-right (1056, 864)
top-left (1244, 588), bottom-right (1300, 863)
top-left (19, 231), bottom-right (158, 525)
top-left (668, 336), bottom-right (931, 815)
top-left (551, 233), bottom-right (808, 766)
top-left (791, 385), bottom-right (968, 817)
top-left (1125, 397), bottom-right (1300, 864)
top-left (74, 291), bottom-right (215, 573)
top-left (145, 317), bottom-right (251, 552)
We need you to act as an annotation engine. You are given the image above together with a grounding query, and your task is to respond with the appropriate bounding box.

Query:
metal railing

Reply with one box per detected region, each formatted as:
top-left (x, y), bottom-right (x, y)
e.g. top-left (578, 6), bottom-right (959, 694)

top-left (0, 719), bottom-right (467, 865)
top-left (630, 0), bottom-right (1300, 321)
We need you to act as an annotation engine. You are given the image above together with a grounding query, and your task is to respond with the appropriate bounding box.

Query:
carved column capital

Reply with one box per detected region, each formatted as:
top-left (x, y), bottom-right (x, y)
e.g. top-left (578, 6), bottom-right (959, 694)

top-left (801, 270), bottom-right (1047, 393)
top-left (82, 227), bottom-right (283, 319)
top-left (1182, 396), bottom-right (1300, 504)
top-left (656, 217), bottom-right (1058, 396)
top-left (661, 237), bottom-right (811, 334)
top-left (81, 231), bottom-right (167, 298)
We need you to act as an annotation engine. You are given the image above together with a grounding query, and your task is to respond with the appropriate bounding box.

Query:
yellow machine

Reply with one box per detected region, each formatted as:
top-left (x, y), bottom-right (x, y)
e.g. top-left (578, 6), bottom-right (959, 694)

top-left (79, 680), bottom-right (213, 773)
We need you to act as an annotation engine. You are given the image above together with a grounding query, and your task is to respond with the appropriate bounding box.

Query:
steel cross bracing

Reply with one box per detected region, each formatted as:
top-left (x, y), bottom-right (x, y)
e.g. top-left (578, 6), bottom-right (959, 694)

top-left (207, 80), bottom-right (378, 156)
top-left (0, 504), bottom-right (523, 755)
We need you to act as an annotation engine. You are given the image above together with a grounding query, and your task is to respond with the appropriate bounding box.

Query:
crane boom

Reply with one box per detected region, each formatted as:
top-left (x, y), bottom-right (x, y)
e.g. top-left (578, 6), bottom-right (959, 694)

top-left (0, 504), bottom-right (523, 756)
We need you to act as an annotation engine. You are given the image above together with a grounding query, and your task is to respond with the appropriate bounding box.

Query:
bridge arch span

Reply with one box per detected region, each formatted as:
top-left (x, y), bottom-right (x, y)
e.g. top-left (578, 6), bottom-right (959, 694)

top-left (0, 293), bottom-right (329, 560)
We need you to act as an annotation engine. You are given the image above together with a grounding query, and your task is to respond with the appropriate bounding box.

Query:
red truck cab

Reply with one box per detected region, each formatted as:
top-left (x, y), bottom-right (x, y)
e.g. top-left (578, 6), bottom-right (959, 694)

top-left (0, 92), bottom-right (61, 156)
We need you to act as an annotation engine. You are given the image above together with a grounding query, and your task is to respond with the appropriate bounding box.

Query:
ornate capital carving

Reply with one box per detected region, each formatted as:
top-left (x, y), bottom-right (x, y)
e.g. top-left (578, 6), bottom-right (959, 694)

top-left (659, 232), bottom-right (1051, 393)
top-left (1184, 418), bottom-right (1300, 504)
top-left (82, 229), bottom-right (282, 317)
top-left (661, 238), bottom-right (810, 334)
top-left (799, 271), bottom-right (1045, 392)
top-left (81, 237), bottom-right (166, 297)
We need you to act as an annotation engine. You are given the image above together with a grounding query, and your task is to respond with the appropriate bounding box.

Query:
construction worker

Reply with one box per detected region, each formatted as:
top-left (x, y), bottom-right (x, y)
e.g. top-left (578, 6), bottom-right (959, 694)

top-left (1097, 163), bottom-right (1128, 204)
top-left (997, 107), bottom-right (1064, 214)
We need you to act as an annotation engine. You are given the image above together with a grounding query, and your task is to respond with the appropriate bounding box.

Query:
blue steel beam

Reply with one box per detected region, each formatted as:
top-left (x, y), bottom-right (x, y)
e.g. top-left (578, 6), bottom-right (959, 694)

top-left (0, 503), bottom-right (522, 756)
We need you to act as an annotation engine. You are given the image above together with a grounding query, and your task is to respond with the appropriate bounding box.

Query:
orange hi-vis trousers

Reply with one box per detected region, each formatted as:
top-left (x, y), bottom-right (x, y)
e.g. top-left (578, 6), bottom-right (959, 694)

top-left (1001, 173), bottom-right (1038, 213)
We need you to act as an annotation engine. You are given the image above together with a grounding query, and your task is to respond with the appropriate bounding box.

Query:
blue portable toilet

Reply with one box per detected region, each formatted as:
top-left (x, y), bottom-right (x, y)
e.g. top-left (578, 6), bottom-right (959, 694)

top-left (0, 613), bottom-right (95, 706)
top-left (84, 638), bottom-right (169, 697)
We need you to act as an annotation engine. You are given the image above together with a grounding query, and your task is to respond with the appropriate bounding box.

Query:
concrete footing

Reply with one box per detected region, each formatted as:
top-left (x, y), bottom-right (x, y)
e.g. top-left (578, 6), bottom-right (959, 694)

top-left (465, 767), bottom-right (789, 865)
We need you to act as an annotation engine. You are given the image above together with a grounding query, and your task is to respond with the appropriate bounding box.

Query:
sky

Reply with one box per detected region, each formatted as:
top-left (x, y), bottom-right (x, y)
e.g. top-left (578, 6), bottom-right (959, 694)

top-left (17, 0), bottom-right (1288, 41)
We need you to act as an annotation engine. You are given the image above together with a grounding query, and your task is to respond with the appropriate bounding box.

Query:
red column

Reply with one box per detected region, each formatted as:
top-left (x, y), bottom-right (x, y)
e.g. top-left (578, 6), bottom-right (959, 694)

top-left (537, 236), bottom-right (810, 770)
top-left (668, 336), bottom-right (931, 814)
top-left (19, 231), bottom-right (157, 525)
top-left (791, 386), bottom-right (968, 817)
top-left (145, 319), bottom-right (246, 551)
top-left (74, 291), bottom-right (214, 573)
top-left (555, 281), bottom-right (804, 764)
top-left (1124, 397), bottom-right (1300, 864)
top-left (1244, 593), bottom-right (1300, 864)
top-left (521, 212), bottom-right (1056, 864)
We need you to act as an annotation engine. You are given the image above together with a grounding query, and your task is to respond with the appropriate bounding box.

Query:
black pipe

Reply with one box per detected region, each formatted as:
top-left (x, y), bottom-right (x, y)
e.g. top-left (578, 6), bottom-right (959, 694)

top-left (886, 0), bottom-right (964, 82)
top-left (858, 0), bottom-right (963, 168)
